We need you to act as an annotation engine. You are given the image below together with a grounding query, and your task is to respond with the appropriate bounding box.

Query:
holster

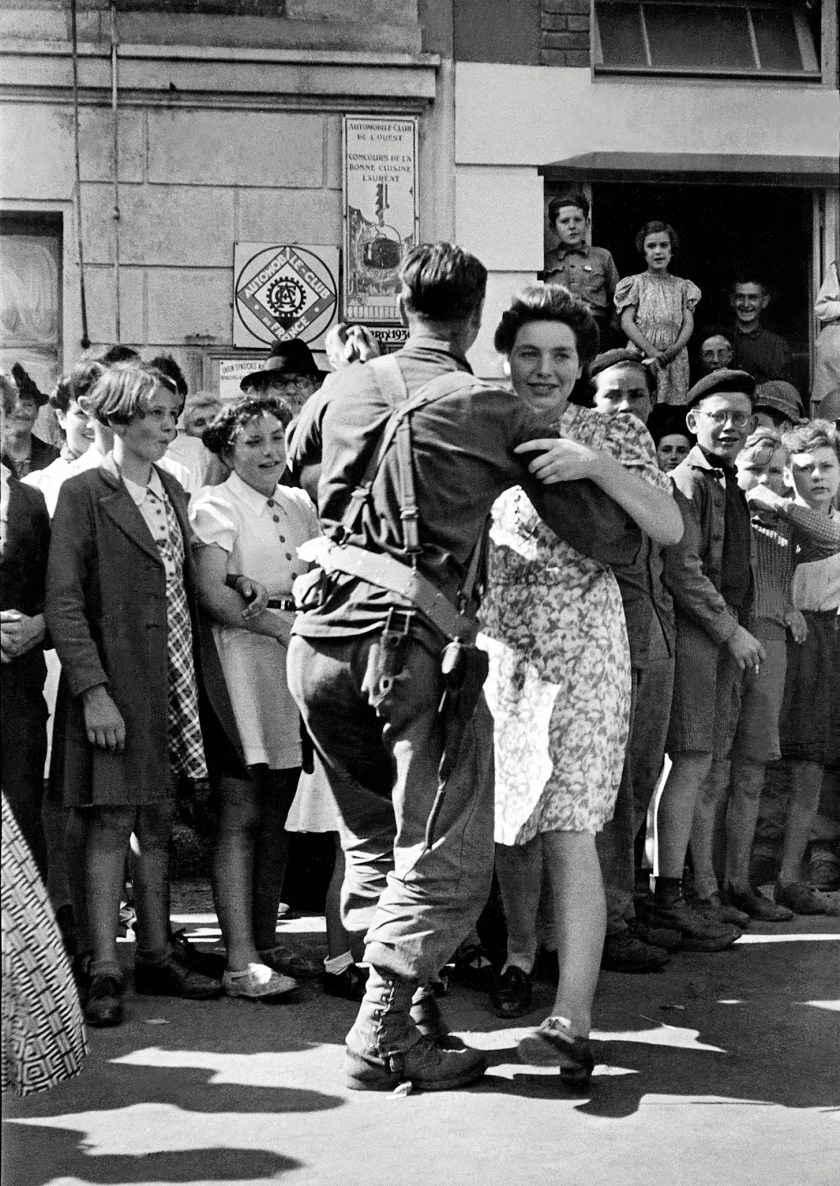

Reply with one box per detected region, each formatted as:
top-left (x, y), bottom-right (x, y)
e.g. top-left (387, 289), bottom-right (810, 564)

top-left (438, 643), bottom-right (489, 783)
top-left (362, 608), bottom-right (413, 712)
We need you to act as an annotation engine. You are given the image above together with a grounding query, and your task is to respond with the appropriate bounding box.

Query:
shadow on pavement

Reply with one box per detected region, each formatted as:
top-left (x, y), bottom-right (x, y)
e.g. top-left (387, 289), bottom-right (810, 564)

top-left (457, 932), bottom-right (840, 1116)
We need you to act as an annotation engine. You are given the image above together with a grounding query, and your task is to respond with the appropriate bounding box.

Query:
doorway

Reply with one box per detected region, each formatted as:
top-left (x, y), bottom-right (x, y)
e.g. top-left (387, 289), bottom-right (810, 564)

top-left (583, 183), bottom-right (812, 394)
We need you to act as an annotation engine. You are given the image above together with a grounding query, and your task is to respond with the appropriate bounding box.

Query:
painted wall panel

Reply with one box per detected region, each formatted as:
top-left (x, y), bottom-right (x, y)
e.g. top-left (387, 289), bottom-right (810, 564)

top-left (147, 110), bottom-right (324, 188)
top-left (455, 65), bottom-right (840, 165)
top-left (146, 268), bottom-right (232, 342)
top-left (81, 185), bottom-right (236, 266)
top-left (237, 188), bottom-right (342, 245)
top-left (456, 166), bottom-right (544, 270)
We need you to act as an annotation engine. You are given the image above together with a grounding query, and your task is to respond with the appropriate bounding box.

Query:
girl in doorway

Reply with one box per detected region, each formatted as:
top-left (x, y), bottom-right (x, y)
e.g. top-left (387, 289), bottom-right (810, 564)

top-left (615, 221), bottom-right (701, 406)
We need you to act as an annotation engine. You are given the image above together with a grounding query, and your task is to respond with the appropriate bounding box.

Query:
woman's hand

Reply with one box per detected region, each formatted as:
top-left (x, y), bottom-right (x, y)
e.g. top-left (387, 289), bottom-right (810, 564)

top-left (785, 610), bottom-right (808, 644)
top-left (514, 438), bottom-right (602, 484)
top-left (82, 685), bottom-right (126, 752)
top-left (233, 576), bottom-right (270, 620)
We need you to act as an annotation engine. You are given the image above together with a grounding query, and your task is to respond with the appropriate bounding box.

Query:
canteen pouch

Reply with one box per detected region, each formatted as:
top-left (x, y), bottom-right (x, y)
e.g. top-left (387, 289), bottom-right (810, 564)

top-left (292, 566), bottom-right (330, 612)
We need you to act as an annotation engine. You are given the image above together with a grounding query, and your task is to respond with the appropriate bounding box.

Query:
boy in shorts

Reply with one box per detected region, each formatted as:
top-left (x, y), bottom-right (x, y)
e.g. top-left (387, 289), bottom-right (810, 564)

top-left (760, 422), bottom-right (840, 912)
top-left (654, 371), bottom-right (765, 948)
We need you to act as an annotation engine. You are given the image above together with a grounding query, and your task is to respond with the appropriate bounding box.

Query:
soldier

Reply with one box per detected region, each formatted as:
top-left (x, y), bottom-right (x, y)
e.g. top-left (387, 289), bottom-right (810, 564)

top-left (286, 244), bottom-right (643, 1093)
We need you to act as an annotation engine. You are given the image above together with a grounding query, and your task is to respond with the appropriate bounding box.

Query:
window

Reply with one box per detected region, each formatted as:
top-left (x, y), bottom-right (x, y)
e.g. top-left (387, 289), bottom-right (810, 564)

top-left (594, 0), bottom-right (820, 77)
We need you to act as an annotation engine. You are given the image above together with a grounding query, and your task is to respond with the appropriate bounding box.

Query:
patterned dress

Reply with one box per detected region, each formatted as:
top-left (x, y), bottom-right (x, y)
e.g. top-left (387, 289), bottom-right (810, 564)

top-left (2, 794), bottom-right (87, 1096)
top-left (614, 272), bottom-right (702, 406)
top-left (480, 404), bottom-right (670, 846)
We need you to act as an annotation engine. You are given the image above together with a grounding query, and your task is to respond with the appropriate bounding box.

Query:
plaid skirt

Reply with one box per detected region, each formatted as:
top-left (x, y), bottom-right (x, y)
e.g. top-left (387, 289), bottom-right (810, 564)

top-left (1, 794), bottom-right (87, 1096)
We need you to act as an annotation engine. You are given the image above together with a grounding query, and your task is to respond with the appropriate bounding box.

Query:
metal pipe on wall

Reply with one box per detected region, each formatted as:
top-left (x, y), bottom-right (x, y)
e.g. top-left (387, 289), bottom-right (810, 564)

top-left (110, 1), bottom-right (121, 343)
top-left (69, 0), bottom-right (90, 349)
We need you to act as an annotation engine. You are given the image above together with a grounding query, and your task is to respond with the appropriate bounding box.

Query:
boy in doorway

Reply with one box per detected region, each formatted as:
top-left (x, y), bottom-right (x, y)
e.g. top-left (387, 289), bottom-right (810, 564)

top-left (654, 371), bottom-right (765, 948)
top-left (543, 192), bottom-right (619, 348)
top-left (730, 274), bottom-right (793, 384)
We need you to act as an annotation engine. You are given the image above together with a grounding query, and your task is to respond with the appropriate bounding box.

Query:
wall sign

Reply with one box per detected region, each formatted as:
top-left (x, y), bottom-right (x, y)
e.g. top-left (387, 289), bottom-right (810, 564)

top-left (233, 243), bottom-right (338, 349)
top-left (343, 115), bottom-right (419, 326)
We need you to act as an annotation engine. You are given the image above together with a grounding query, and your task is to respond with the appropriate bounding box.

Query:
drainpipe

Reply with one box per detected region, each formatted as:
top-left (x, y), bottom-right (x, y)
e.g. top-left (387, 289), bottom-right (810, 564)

top-left (69, 0), bottom-right (90, 349)
top-left (110, 2), bottom-right (121, 342)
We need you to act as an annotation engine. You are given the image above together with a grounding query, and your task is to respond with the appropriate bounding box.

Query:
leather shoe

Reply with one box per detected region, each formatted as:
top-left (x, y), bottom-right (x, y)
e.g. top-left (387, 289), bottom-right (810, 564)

top-left (774, 881), bottom-right (827, 915)
top-left (259, 944), bottom-right (323, 980)
top-left (322, 964), bottom-right (367, 1001)
top-left (724, 885), bottom-right (792, 922)
top-left (490, 966), bottom-right (532, 1019)
top-left (84, 973), bottom-right (125, 1027)
top-left (601, 930), bottom-right (669, 973)
top-left (171, 929), bottom-right (227, 979)
top-left (135, 950), bottom-right (222, 999)
top-left (517, 1017), bottom-right (594, 1086)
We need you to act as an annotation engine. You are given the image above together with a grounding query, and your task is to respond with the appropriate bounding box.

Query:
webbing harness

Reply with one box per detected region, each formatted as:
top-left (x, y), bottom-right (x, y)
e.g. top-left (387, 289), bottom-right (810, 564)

top-left (326, 354), bottom-right (489, 643)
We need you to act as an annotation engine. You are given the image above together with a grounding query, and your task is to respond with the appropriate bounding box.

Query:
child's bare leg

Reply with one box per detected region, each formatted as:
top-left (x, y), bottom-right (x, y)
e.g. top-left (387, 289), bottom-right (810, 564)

top-left (543, 830), bottom-right (605, 1037)
top-left (689, 758), bottom-right (731, 898)
top-left (725, 757), bottom-right (767, 890)
top-left (133, 802), bottom-right (177, 958)
top-left (779, 761), bottom-right (824, 886)
top-left (86, 806), bottom-right (134, 967)
top-left (494, 837), bottom-right (543, 973)
top-left (251, 768), bottom-right (296, 952)
top-left (656, 751), bottom-right (713, 880)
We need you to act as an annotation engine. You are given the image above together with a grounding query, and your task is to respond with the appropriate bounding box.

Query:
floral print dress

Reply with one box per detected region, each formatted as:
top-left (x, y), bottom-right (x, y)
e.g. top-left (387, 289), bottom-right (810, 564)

top-left (614, 271), bottom-right (702, 406)
top-left (480, 404), bottom-right (669, 846)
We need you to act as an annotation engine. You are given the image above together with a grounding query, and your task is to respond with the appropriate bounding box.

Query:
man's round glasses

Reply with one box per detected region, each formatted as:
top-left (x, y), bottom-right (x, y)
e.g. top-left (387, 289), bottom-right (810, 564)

top-left (697, 410), bottom-right (752, 427)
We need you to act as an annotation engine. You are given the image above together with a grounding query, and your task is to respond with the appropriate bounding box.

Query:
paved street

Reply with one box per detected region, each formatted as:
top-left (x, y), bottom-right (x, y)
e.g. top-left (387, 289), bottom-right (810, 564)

top-left (3, 886), bottom-right (839, 1186)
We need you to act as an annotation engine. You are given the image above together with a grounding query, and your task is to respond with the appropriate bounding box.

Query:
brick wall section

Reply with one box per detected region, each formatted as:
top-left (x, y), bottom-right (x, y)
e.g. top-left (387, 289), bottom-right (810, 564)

top-left (541, 0), bottom-right (591, 66)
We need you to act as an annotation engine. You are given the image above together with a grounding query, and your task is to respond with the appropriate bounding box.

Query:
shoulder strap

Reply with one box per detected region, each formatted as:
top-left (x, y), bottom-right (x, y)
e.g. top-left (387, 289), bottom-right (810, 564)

top-left (339, 362), bottom-right (478, 540)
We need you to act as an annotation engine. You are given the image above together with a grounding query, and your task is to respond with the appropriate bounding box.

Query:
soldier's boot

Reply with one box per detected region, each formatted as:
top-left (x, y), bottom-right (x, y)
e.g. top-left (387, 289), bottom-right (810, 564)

top-left (344, 968), bottom-right (486, 1092)
top-left (410, 984), bottom-right (466, 1050)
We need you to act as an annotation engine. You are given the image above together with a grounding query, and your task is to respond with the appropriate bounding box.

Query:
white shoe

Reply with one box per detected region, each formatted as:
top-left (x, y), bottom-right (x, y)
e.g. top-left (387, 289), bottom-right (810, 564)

top-left (222, 962), bottom-right (299, 999)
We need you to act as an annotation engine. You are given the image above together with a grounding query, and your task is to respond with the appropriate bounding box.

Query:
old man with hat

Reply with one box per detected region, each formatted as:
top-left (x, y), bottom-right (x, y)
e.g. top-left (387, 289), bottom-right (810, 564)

top-left (240, 340), bottom-right (327, 414)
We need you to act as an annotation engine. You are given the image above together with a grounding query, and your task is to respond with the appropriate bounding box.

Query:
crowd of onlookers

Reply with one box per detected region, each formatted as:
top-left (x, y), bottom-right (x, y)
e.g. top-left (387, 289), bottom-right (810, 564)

top-left (1, 223), bottom-right (839, 1095)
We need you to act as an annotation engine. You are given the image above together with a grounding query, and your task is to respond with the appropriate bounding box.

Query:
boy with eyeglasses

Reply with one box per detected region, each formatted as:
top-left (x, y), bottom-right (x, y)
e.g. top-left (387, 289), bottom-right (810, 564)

top-left (651, 371), bottom-right (765, 949)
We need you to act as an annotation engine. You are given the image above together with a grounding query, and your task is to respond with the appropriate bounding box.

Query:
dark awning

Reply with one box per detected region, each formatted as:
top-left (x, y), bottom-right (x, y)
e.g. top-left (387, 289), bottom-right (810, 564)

top-left (538, 152), bottom-right (839, 188)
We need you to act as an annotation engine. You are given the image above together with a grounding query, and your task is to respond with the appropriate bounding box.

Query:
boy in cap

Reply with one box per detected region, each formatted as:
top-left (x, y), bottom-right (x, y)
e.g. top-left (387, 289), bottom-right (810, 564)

top-left (753, 380), bottom-right (804, 433)
top-left (654, 371), bottom-right (765, 947)
top-left (589, 350), bottom-right (680, 970)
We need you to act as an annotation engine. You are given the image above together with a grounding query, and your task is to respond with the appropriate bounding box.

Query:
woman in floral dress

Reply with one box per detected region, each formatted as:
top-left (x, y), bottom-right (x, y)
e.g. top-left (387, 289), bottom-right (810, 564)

top-left (481, 284), bottom-right (681, 1083)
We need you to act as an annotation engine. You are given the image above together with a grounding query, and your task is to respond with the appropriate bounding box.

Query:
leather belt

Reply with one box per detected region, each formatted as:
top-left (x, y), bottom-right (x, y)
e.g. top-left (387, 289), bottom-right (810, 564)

top-left (324, 542), bottom-right (479, 644)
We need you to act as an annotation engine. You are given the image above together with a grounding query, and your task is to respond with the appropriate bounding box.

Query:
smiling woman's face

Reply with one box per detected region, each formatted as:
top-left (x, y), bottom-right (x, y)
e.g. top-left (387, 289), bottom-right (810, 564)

top-left (227, 412), bottom-right (287, 496)
top-left (508, 320), bottom-right (582, 416)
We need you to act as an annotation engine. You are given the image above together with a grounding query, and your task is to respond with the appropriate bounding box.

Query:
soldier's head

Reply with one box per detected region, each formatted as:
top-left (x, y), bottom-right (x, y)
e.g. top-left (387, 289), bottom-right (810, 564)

top-left (399, 243), bottom-right (487, 349)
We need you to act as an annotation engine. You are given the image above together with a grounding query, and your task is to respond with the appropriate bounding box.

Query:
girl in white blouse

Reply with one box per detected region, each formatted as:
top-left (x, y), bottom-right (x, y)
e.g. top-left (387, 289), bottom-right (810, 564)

top-left (191, 397), bottom-right (322, 1000)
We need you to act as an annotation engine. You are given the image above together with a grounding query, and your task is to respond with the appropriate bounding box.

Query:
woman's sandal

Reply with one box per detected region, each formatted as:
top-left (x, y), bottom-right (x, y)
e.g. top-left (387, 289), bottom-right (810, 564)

top-left (222, 963), bottom-right (300, 999)
top-left (517, 1016), bottom-right (595, 1087)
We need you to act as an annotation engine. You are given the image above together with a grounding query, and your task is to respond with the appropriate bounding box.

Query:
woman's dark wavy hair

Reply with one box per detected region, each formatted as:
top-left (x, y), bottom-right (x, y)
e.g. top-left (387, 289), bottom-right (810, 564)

top-left (493, 283), bottom-right (600, 366)
top-left (202, 395), bottom-right (294, 457)
top-left (635, 220), bottom-right (679, 257)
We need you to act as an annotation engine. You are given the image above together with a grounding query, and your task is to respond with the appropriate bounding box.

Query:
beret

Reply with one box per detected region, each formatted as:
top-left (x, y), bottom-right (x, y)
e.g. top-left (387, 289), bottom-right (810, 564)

top-left (589, 349), bottom-right (652, 379)
top-left (686, 368), bottom-right (756, 409)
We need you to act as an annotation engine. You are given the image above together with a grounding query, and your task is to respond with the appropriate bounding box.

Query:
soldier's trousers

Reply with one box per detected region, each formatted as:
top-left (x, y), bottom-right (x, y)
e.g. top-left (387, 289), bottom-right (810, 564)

top-left (287, 632), bottom-right (495, 983)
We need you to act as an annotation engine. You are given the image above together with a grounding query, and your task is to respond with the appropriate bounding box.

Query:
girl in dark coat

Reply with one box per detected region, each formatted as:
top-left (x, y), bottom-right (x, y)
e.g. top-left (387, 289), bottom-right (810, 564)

top-left (46, 362), bottom-right (243, 1027)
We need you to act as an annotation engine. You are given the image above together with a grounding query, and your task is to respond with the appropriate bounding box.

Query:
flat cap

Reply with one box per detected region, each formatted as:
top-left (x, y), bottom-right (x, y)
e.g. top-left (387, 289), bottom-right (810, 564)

top-left (686, 368), bottom-right (756, 409)
top-left (754, 380), bottom-right (804, 421)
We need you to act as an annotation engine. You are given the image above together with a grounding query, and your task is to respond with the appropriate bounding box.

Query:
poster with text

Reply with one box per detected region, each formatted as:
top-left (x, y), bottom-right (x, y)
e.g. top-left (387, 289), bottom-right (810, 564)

top-left (343, 115), bottom-right (418, 326)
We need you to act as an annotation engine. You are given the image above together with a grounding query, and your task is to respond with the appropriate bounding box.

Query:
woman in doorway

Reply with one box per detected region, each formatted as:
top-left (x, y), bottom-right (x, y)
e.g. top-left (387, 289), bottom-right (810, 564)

top-left (481, 284), bottom-right (681, 1084)
top-left (615, 221), bottom-right (701, 406)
